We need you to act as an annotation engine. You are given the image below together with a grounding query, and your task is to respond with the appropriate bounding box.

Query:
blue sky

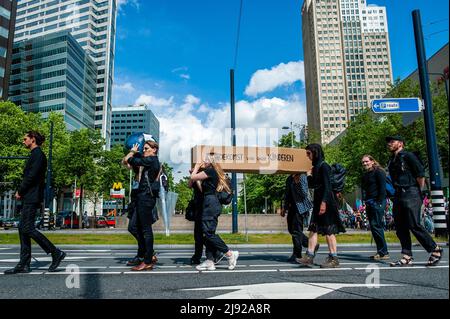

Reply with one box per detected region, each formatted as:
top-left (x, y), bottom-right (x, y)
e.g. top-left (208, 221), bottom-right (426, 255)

top-left (112, 0), bottom-right (449, 178)
top-left (113, 0), bottom-right (448, 106)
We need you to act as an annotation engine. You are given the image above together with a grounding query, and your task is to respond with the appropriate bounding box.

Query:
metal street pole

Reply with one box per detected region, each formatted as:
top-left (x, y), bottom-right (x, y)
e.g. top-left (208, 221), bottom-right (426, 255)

top-left (243, 173), bottom-right (248, 242)
top-left (290, 121), bottom-right (293, 148)
top-left (412, 10), bottom-right (447, 237)
top-left (44, 121), bottom-right (53, 229)
top-left (230, 69), bottom-right (238, 233)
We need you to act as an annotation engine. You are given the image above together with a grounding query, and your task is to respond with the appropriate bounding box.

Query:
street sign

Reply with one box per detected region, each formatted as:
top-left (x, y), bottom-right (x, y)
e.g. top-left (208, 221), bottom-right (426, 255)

top-left (110, 182), bottom-right (125, 198)
top-left (110, 189), bottom-right (125, 198)
top-left (371, 98), bottom-right (424, 113)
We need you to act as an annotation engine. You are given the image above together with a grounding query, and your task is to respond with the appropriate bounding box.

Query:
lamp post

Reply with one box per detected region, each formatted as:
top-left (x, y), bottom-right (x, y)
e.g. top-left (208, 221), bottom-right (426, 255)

top-left (282, 121), bottom-right (294, 148)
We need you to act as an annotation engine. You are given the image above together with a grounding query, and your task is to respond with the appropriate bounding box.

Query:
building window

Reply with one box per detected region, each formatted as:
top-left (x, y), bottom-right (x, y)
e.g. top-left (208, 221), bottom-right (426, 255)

top-left (0, 6), bottom-right (11, 20)
top-left (0, 26), bottom-right (9, 38)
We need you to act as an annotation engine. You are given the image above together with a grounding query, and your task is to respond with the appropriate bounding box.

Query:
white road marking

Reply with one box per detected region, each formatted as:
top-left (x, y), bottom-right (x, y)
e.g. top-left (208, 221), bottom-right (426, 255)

top-left (123, 271), bottom-right (199, 274)
top-left (354, 265), bottom-right (449, 270)
top-left (183, 282), bottom-right (403, 299)
top-left (44, 272), bottom-right (122, 275)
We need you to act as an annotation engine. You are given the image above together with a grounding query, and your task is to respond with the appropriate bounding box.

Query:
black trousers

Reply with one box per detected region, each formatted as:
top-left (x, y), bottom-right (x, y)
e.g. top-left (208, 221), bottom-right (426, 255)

top-left (193, 216), bottom-right (205, 259)
top-left (135, 193), bottom-right (156, 264)
top-left (393, 187), bottom-right (437, 256)
top-left (19, 203), bottom-right (56, 265)
top-left (128, 204), bottom-right (145, 258)
top-left (287, 211), bottom-right (309, 257)
top-left (366, 200), bottom-right (388, 256)
top-left (201, 195), bottom-right (228, 260)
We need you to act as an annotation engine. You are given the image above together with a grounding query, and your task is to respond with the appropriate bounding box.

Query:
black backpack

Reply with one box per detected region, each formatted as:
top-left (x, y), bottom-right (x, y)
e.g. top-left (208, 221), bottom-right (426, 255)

top-left (217, 176), bottom-right (233, 205)
top-left (330, 163), bottom-right (346, 193)
top-left (217, 191), bottom-right (233, 205)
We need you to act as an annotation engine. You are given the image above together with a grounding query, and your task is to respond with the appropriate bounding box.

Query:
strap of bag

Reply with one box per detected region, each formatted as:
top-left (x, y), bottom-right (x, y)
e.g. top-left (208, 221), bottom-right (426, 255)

top-left (144, 163), bottom-right (162, 197)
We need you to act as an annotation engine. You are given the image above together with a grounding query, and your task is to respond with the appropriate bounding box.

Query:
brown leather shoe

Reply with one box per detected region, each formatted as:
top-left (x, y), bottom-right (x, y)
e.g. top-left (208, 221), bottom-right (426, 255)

top-left (131, 262), bottom-right (154, 271)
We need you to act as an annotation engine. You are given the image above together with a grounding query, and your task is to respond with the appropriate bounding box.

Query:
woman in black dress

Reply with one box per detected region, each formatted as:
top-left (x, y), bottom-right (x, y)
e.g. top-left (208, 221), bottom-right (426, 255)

top-left (297, 144), bottom-right (345, 268)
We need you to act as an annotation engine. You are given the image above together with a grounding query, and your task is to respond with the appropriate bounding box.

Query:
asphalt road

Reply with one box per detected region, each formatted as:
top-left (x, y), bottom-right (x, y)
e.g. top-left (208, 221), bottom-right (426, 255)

top-left (0, 244), bottom-right (448, 300)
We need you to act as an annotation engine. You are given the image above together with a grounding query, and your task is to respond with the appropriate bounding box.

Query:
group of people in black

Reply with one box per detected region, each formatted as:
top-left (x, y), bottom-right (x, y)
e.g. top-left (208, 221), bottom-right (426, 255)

top-left (283, 136), bottom-right (443, 268)
top-left (4, 131), bottom-right (444, 275)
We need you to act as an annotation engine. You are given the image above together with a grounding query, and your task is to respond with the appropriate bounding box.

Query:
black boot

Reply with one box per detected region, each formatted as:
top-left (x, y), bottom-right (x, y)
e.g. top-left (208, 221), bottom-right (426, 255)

top-left (4, 264), bottom-right (31, 275)
top-left (48, 249), bottom-right (66, 272)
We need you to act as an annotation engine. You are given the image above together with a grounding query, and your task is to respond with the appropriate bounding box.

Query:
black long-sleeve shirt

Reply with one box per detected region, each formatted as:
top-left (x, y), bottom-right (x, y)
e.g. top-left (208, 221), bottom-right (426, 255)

top-left (361, 168), bottom-right (386, 203)
top-left (18, 146), bottom-right (47, 204)
top-left (388, 150), bottom-right (425, 188)
top-left (127, 155), bottom-right (160, 193)
top-left (307, 161), bottom-right (333, 204)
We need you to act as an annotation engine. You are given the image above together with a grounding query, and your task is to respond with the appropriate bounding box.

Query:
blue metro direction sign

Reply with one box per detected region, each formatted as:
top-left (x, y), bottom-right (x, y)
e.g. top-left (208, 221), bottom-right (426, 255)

top-left (371, 98), bottom-right (424, 113)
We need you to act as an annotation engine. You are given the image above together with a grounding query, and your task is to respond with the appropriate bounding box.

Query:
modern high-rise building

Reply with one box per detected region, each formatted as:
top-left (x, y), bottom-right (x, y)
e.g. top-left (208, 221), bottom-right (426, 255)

top-left (9, 31), bottom-right (98, 130)
top-left (111, 104), bottom-right (160, 148)
top-left (14, 0), bottom-right (117, 147)
top-left (0, 0), bottom-right (17, 100)
top-left (302, 0), bottom-right (393, 143)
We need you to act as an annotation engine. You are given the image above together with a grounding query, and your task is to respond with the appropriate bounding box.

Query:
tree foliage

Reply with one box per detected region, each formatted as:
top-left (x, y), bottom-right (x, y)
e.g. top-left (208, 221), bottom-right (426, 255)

top-left (174, 176), bottom-right (192, 213)
top-left (323, 78), bottom-right (448, 193)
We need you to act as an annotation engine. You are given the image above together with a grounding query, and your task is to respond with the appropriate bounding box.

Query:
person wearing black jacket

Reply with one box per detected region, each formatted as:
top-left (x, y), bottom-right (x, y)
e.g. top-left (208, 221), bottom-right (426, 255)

top-left (124, 165), bottom-right (158, 267)
top-left (386, 135), bottom-right (443, 267)
top-left (282, 173), bottom-right (316, 262)
top-left (123, 140), bottom-right (160, 271)
top-left (296, 144), bottom-right (345, 268)
top-left (5, 131), bottom-right (65, 274)
top-left (361, 155), bottom-right (389, 260)
top-left (188, 168), bottom-right (225, 265)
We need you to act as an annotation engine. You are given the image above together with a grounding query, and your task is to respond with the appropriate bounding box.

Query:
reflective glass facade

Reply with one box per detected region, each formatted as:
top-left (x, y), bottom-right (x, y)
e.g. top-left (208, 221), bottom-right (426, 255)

top-left (9, 30), bottom-right (97, 131)
top-left (0, 0), bottom-right (16, 100)
top-left (15, 0), bottom-right (117, 147)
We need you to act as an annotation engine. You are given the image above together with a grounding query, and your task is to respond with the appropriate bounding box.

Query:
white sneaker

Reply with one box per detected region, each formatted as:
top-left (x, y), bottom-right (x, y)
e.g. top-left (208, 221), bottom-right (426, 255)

top-left (196, 260), bottom-right (216, 271)
top-left (227, 251), bottom-right (239, 270)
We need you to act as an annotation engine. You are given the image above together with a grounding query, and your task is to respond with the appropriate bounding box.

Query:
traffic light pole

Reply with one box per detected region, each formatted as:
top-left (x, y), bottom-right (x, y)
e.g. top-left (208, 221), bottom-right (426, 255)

top-left (44, 121), bottom-right (54, 229)
top-left (412, 10), bottom-right (447, 237)
top-left (230, 69), bottom-right (238, 233)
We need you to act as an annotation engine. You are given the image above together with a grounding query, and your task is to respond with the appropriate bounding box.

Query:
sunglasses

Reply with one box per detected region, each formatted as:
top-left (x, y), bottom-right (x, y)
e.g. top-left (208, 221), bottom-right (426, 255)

top-left (144, 145), bottom-right (158, 151)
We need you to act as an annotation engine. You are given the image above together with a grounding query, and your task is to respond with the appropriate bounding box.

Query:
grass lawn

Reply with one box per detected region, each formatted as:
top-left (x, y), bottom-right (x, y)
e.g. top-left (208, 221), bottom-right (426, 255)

top-left (0, 231), bottom-right (445, 245)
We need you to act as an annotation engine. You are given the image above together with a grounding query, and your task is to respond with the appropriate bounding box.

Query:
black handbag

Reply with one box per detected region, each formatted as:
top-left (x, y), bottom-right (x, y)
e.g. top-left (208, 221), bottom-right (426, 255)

top-left (185, 198), bottom-right (196, 222)
top-left (144, 165), bottom-right (163, 198)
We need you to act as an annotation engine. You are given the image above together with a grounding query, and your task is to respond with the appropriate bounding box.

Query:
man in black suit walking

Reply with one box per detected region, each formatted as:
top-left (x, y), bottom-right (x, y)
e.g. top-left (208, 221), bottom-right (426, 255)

top-left (4, 131), bottom-right (66, 274)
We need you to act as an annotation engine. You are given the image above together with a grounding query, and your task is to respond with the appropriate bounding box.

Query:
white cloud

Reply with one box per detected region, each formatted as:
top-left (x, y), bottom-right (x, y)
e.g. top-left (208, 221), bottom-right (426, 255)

top-left (172, 66), bottom-right (188, 73)
top-left (135, 94), bottom-right (174, 107)
top-left (179, 74), bottom-right (190, 80)
top-left (245, 61), bottom-right (305, 97)
top-left (113, 82), bottom-right (135, 93)
top-left (132, 93), bottom-right (307, 181)
top-left (117, 0), bottom-right (140, 11)
top-left (184, 94), bottom-right (200, 105)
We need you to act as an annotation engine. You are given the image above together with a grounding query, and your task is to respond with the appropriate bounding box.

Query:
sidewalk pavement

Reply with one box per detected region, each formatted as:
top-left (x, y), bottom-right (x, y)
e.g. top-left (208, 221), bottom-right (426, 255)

top-left (0, 228), bottom-right (377, 235)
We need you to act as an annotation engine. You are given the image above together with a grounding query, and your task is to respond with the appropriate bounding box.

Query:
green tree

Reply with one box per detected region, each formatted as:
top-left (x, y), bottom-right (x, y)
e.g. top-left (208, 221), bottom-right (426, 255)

top-left (323, 78), bottom-right (448, 193)
top-left (0, 102), bottom-right (41, 192)
top-left (58, 129), bottom-right (105, 219)
top-left (174, 176), bottom-right (193, 213)
top-left (162, 162), bottom-right (175, 191)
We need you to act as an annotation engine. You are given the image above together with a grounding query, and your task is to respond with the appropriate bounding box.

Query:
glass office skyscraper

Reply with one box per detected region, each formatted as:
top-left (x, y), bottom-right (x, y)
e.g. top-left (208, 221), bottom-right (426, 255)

top-left (14, 0), bottom-right (117, 147)
top-left (9, 30), bottom-right (97, 130)
top-left (0, 0), bottom-right (17, 100)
